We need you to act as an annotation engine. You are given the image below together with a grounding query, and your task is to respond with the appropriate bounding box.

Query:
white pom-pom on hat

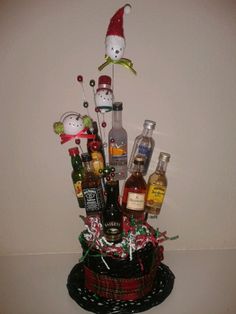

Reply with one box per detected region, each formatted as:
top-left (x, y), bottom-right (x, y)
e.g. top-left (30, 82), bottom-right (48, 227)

top-left (124, 4), bottom-right (131, 14)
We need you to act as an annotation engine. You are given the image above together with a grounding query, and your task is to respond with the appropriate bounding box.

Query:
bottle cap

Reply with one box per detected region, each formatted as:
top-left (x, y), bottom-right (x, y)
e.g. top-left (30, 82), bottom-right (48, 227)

top-left (134, 155), bottom-right (145, 165)
top-left (68, 147), bottom-right (79, 156)
top-left (143, 120), bottom-right (156, 130)
top-left (159, 152), bottom-right (171, 162)
top-left (81, 153), bottom-right (92, 162)
top-left (112, 102), bottom-right (123, 111)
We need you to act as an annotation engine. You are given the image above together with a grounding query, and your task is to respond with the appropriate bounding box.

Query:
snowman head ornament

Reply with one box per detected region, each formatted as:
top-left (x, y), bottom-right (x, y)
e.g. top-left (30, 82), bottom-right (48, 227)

top-left (105, 4), bottom-right (131, 61)
top-left (61, 112), bottom-right (84, 135)
top-left (95, 75), bottom-right (113, 113)
top-left (99, 4), bottom-right (136, 74)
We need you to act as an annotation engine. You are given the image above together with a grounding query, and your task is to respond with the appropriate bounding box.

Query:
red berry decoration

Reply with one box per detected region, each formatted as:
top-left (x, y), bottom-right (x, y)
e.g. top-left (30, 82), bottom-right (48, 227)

top-left (83, 101), bottom-right (89, 108)
top-left (91, 141), bottom-right (101, 152)
top-left (106, 175), bottom-right (111, 181)
top-left (89, 79), bottom-right (95, 87)
top-left (77, 75), bottom-right (83, 82)
top-left (111, 172), bottom-right (115, 177)
top-left (102, 121), bottom-right (107, 128)
top-left (75, 139), bottom-right (81, 145)
top-left (95, 107), bottom-right (100, 113)
top-left (110, 138), bottom-right (115, 143)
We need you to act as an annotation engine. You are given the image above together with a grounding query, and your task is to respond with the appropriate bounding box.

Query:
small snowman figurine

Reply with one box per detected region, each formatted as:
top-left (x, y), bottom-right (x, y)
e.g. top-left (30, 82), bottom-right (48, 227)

top-left (95, 75), bottom-right (113, 113)
top-left (61, 112), bottom-right (84, 135)
top-left (53, 112), bottom-right (93, 144)
top-left (98, 4), bottom-right (136, 74)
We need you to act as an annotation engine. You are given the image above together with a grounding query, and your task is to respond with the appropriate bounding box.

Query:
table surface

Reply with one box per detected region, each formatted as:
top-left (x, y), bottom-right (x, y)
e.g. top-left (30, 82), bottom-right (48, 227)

top-left (0, 249), bottom-right (236, 314)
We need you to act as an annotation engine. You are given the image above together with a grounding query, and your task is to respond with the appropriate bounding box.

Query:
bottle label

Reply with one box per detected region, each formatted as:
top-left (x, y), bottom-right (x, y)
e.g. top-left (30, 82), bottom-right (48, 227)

top-left (73, 181), bottom-right (83, 199)
top-left (91, 151), bottom-right (104, 175)
top-left (104, 221), bottom-right (121, 231)
top-left (146, 186), bottom-right (166, 204)
top-left (109, 143), bottom-right (127, 158)
top-left (83, 186), bottom-right (104, 213)
top-left (138, 145), bottom-right (151, 158)
top-left (127, 192), bottom-right (145, 211)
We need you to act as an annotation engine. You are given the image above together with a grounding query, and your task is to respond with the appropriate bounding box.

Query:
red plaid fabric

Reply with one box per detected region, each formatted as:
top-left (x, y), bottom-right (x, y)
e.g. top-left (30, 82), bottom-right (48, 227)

top-left (84, 265), bottom-right (157, 300)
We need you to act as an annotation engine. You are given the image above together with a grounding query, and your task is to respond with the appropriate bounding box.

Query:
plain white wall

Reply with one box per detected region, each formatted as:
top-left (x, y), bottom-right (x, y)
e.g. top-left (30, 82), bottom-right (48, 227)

top-left (0, 0), bottom-right (236, 255)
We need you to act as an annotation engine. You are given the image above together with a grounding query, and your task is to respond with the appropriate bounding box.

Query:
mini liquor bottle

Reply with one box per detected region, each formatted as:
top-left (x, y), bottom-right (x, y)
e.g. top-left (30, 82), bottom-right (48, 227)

top-left (128, 120), bottom-right (156, 176)
top-left (145, 152), bottom-right (170, 216)
top-left (122, 156), bottom-right (147, 221)
top-left (68, 147), bottom-right (84, 208)
top-left (81, 153), bottom-right (105, 216)
top-left (87, 121), bottom-right (106, 162)
top-left (103, 180), bottom-right (123, 243)
top-left (108, 102), bottom-right (128, 180)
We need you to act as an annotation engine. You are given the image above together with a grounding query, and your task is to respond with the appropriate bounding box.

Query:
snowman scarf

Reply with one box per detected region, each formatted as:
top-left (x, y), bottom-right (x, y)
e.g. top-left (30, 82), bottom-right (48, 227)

top-left (60, 128), bottom-right (95, 144)
top-left (98, 55), bottom-right (137, 75)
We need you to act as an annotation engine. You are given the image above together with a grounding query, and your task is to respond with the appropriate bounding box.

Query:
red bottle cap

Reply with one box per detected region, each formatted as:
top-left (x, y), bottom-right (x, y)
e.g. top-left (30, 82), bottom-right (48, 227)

top-left (68, 147), bottom-right (79, 156)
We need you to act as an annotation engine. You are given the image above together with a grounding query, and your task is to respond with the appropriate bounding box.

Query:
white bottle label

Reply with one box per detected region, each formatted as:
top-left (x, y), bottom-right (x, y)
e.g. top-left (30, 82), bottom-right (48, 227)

top-left (127, 192), bottom-right (145, 211)
top-left (83, 186), bottom-right (104, 213)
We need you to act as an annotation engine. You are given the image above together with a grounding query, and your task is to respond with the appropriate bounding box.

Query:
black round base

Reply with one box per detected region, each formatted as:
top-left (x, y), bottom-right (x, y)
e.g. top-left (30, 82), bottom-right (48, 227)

top-left (67, 262), bottom-right (175, 314)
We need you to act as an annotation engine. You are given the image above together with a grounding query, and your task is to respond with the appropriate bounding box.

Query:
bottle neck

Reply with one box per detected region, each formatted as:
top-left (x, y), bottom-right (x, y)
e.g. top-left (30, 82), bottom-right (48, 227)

top-left (83, 160), bottom-right (95, 173)
top-left (71, 155), bottom-right (82, 170)
top-left (112, 110), bottom-right (122, 128)
top-left (142, 127), bottom-right (153, 137)
top-left (156, 159), bottom-right (168, 174)
top-left (132, 162), bottom-right (143, 175)
top-left (106, 181), bottom-right (119, 205)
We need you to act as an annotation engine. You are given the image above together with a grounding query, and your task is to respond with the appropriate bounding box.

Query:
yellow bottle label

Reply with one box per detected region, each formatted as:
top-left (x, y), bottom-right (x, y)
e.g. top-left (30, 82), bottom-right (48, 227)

top-left (146, 185), bottom-right (166, 204)
top-left (127, 192), bottom-right (145, 211)
top-left (74, 181), bottom-right (83, 198)
top-left (91, 152), bottom-right (104, 175)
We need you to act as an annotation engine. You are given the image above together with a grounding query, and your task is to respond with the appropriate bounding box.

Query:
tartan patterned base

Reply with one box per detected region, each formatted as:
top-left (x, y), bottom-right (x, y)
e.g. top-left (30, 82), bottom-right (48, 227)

top-left (84, 265), bottom-right (157, 300)
top-left (67, 262), bottom-right (175, 314)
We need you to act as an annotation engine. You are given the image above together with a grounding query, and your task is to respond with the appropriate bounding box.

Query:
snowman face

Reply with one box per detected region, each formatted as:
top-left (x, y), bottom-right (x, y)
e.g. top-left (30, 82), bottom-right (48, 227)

top-left (95, 89), bottom-right (113, 113)
top-left (105, 35), bottom-right (125, 61)
top-left (63, 114), bottom-right (84, 135)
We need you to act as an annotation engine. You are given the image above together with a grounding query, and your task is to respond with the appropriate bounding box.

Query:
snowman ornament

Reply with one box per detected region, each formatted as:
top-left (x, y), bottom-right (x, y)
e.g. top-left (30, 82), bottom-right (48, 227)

top-left (95, 75), bottom-right (113, 113)
top-left (98, 4), bottom-right (136, 74)
top-left (61, 112), bottom-right (84, 135)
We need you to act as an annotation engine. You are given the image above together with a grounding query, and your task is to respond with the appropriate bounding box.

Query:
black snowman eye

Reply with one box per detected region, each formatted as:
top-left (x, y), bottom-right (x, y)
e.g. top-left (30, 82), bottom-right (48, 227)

top-left (112, 47), bottom-right (114, 50)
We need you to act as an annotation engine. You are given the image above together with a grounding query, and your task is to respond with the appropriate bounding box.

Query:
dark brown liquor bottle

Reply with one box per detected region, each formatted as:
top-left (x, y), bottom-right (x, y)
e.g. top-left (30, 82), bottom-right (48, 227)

top-left (68, 147), bottom-right (84, 208)
top-left (122, 156), bottom-right (147, 221)
top-left (103, 180), bottom-right (123, 243)
top-left (81, 153), bottom-right (105, 217)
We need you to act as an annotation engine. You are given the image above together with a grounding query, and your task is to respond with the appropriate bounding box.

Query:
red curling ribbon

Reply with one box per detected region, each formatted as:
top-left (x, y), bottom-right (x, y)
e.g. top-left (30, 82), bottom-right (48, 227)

top-left (60, 128), bottom-right (95, 144)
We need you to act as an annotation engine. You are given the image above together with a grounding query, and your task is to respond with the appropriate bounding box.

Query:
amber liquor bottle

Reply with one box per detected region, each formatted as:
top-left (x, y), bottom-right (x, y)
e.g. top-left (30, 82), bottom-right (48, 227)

top-left (103, 180), bottom-right (123, 243)
top-left (145, 152), bottom-right (170, 216)
top-left (122, 156), bottom-right (147, 221)
top-left (81, 153), bottom-right (105, 216)
top-left (68, 147), bottom-right (84, 208)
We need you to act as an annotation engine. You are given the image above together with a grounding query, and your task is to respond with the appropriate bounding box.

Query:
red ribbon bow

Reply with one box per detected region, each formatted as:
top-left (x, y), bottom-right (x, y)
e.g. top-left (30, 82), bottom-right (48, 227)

top-left (60, 128), bottom-right (95, 144)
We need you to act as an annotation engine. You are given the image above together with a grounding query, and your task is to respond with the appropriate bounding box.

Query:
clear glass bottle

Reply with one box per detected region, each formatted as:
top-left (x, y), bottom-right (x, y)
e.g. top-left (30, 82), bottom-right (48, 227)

top-left (128, 120), bottom-right (156, 176)
top-left (122, 156), bottom-right (147, 221)
top-left (81, 153), bottom-right (105, 216)
top-left (108, 102), bottom-right (128, 180)
top-left (102, 180), bottom-right (123, 243)
top-left (145, 152), bottom-right (170, 216)
top-left (68, 147), bottom-right (84, 208)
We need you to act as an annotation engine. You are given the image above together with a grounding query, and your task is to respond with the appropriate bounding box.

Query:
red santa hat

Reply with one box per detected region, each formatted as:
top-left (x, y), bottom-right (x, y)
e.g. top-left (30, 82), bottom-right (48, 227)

top-left (96, 75), bottom-right (112, 92)
top-left (106, 4), bottom-right (131, 39)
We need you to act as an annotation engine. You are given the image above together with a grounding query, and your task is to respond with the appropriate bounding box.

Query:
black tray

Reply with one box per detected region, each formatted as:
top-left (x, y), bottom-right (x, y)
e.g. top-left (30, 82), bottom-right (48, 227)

top-left (67, 262), bottom-right (175, 314)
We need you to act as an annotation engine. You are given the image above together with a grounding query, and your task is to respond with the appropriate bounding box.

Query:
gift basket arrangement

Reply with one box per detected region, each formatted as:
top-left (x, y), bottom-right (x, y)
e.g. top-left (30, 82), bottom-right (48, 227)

top-left (53, 4), bottom-right (178, 313)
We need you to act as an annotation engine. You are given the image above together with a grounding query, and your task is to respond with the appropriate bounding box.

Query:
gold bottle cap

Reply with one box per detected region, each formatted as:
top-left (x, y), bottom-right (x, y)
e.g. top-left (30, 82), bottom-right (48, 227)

top-left (134, 155), bottom-right (145, 165)
top-left (159, 152), bottom-right (170, 162)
